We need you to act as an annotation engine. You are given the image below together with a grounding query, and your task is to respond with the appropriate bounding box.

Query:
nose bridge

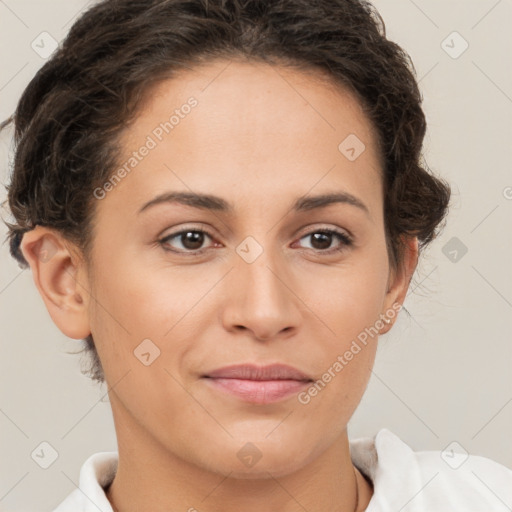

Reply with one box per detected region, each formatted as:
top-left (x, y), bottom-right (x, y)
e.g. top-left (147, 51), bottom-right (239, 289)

top-left (240, 240), bottom-right (286, 301)
top-left (221, 234), bottom-right (301, 339)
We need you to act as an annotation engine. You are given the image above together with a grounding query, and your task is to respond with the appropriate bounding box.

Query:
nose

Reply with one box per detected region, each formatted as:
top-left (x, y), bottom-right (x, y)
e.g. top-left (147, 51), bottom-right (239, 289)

top-left (220, 245), bottom-right (302, 342)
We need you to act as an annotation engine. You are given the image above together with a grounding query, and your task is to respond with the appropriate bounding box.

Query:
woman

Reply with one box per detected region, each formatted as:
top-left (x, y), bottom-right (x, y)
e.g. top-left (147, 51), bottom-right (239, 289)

top-left (4, 0), bottom-right (511, 510)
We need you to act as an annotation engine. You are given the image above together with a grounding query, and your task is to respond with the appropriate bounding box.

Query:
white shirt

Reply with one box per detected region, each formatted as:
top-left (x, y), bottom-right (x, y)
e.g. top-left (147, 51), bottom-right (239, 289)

top-left (52, 428), bottom-right (512, 511)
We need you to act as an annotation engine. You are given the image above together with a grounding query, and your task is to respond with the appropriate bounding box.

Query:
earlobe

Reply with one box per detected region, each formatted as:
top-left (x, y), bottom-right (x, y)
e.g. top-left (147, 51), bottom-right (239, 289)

top-left (20, 226), bottom-right (91, 340)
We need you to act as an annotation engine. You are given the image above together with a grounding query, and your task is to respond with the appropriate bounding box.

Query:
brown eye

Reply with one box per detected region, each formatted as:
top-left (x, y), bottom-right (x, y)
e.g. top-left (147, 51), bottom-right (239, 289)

top-left (297, 229), bottom-right (352, 254)
top-left (310, 232), bottom-right (333, 250)
top-left (160, 229), bottom-right (214, 253)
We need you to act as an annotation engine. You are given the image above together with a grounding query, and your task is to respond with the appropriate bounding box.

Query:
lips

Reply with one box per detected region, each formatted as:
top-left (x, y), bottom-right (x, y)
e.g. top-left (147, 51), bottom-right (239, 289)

top-left (202, 364), bottom-right (314, 404)
top-left (203, 363), bottom-right (313, 382)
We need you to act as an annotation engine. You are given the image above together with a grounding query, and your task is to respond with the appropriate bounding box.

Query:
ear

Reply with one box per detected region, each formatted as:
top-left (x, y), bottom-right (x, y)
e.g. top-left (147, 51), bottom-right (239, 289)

top-left (380, 236), bottom-right (419, 334)
top-left (19, 226), bottom-right (91, 340)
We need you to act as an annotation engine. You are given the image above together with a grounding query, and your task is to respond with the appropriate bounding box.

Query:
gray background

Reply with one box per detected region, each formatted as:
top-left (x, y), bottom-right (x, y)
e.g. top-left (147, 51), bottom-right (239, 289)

top-left (1, 0), bottom-right (511, 510)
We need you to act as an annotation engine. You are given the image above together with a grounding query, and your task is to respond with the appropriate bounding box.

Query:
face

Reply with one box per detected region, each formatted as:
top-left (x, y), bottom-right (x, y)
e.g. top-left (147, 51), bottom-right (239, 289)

top-left (33, 59), bottom-right (415, 478)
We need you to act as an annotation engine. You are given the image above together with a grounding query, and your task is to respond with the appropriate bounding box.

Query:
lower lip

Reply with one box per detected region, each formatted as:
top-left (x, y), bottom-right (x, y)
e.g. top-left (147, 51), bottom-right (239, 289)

top-left (203, 377), bottom-right (312, 404)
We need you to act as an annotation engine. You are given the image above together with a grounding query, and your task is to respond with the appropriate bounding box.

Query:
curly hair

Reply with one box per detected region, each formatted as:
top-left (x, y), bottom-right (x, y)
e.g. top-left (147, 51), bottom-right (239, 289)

top-left (2, 0), bottom-right (450, 384)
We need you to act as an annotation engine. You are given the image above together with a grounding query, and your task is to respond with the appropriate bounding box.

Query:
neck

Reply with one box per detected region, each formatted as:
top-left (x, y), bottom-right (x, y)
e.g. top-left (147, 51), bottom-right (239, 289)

top-left (105, 399), bottom-right (373, 512)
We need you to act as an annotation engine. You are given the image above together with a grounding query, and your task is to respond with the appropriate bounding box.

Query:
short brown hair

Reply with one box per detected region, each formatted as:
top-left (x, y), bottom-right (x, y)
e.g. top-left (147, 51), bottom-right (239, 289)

top-left (3, 0), bottom-right (450, 384)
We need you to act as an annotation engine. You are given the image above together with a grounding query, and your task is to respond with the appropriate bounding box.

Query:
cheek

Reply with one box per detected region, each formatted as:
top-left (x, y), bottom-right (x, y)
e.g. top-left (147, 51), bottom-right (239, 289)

top-left (307, 246), bottom-right (389, 338)
top-left (86, 251), bottom-right (216, 379)
top-left (295, 244), bottom-right (388, 406)
top-left (293, 294), bottom-right (381, 442)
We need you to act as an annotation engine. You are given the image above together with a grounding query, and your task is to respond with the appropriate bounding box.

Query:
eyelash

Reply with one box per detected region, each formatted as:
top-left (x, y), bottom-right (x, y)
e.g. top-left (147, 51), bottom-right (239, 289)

top-left (158, 226), bottom-right (353, 256)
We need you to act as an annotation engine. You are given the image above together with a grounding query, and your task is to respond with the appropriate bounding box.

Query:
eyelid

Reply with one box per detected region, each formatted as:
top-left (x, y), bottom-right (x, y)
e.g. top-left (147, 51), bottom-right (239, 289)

top-left (158, 224), bottom-right (218, 251)
top-left (295, 223), bottom-right (353, 241)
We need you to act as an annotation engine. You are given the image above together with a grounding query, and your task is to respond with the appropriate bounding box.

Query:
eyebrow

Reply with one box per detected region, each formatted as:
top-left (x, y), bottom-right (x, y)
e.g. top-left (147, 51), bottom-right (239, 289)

top-left (138, 190), bottom-right (370, 216)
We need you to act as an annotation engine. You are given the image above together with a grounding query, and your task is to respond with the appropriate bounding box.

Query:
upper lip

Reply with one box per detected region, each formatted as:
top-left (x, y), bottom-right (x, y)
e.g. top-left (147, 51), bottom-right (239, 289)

top-left (203, 364), bottom-right (313, 381)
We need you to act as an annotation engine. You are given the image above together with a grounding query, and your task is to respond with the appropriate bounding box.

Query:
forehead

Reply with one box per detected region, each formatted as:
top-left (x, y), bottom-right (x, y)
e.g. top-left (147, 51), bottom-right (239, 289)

top-left (106, 58), bottom-right (383, 218)
top-left (134, 58), bottom-right (380, 154)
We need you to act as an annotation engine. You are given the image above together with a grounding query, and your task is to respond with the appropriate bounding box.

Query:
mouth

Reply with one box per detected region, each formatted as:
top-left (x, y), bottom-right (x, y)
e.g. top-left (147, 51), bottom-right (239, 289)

top-left (201, 363), bottom-right (314, 404)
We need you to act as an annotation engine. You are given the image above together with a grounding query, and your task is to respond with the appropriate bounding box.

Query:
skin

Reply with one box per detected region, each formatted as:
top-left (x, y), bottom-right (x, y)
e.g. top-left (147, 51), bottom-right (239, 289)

top-left (21, 58), bottom-right (418, 512)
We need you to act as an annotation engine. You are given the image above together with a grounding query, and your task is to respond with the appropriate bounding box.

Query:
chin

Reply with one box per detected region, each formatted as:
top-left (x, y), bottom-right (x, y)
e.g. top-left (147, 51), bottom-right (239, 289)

top-left (198, 439), bottom-right (316, 480)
